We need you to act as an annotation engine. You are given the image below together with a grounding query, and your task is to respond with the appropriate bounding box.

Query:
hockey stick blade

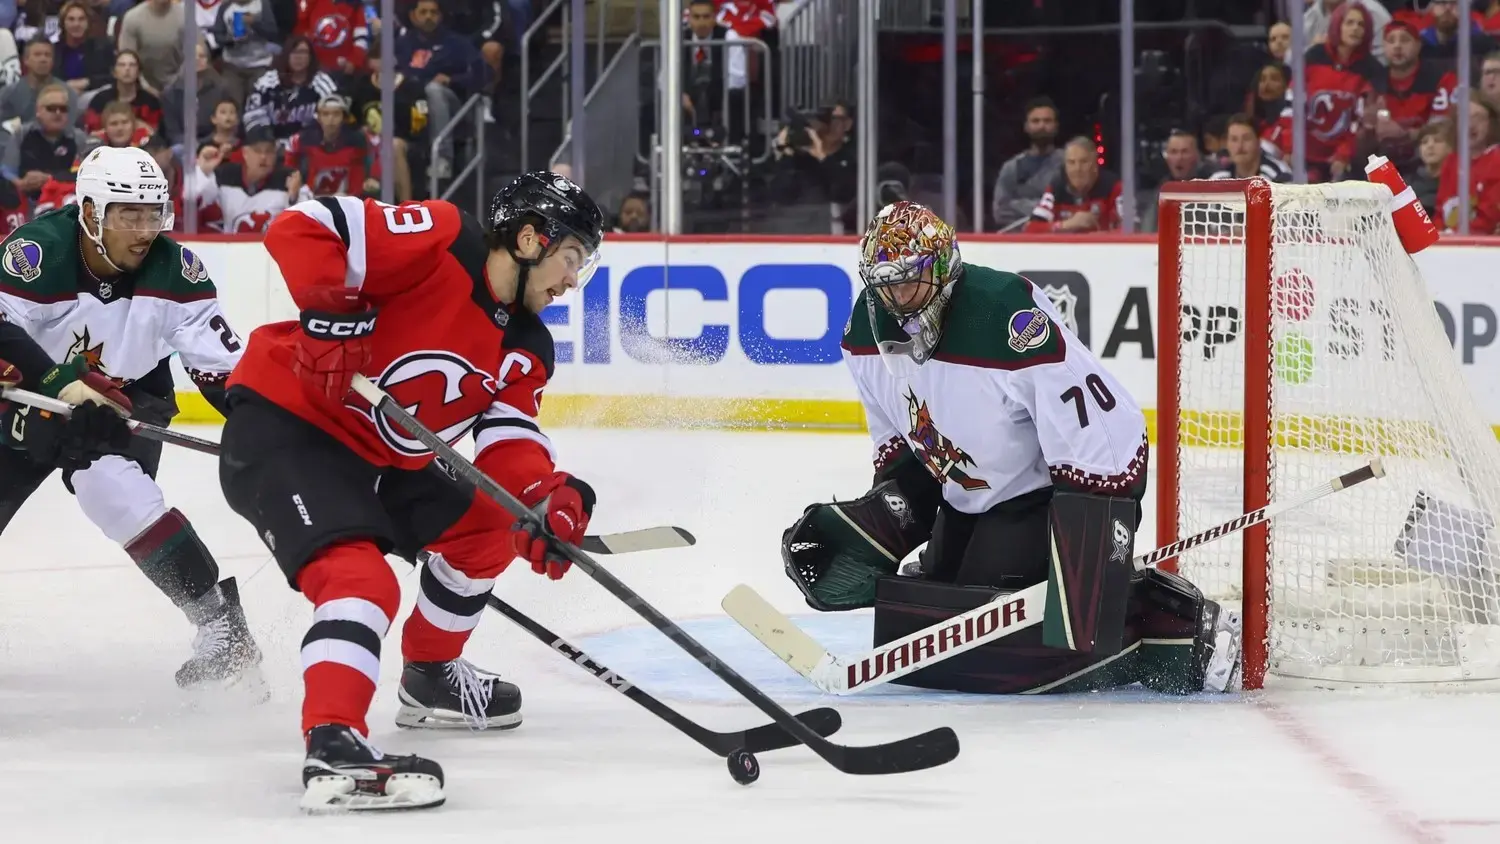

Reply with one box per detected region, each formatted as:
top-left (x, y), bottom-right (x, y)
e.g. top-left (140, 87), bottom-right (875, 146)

top-left (484, 593), bottom-right (840, 755)
top-left (351, 375), bottom-right (959, 776)
top-left (724, 459), bottom-right (1386, 694)
top-left (581, 526), bottom-right (696, 555)
top-left (1, 386), bottom-right (222, 456)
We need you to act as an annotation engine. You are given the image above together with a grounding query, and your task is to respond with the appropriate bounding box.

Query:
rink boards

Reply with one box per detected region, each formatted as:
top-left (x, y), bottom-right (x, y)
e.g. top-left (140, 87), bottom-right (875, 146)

top-left (167, 234), bottom-right (1500, 437)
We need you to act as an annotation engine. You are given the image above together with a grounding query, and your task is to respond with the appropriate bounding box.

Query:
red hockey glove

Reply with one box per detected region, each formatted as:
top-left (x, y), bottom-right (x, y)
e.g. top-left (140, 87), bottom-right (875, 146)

top-left (294, 289), bottom-right (377, 404)
top-left (513, 472), bottom-right (596, 580)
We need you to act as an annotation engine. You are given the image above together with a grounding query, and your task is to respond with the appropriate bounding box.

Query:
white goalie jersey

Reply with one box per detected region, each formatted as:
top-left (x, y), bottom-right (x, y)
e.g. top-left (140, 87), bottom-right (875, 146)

top-left (840, 264), bottom-right (1148, 514)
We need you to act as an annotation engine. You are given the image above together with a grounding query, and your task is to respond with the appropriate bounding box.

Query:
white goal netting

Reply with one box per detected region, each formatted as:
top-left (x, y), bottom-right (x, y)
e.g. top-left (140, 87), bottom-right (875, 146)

top-left (1167, 181), bottom-right (1500, 685)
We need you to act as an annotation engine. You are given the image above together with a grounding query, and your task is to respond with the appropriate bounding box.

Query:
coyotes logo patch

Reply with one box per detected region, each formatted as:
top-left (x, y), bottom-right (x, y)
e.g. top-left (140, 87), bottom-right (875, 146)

top-left (905, 388), bottom-right (989, 491)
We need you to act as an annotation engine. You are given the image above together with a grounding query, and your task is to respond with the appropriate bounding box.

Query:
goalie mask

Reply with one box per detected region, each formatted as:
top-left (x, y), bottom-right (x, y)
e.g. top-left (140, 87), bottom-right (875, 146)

top-left (857, 201), bottom-right (962, 367)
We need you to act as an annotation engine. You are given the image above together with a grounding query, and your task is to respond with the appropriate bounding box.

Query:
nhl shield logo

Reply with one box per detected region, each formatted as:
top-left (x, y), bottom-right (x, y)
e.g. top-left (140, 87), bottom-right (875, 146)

top-left (2, 239), bottom-right (43, 283)
top-left (1021, 271), bottom-right (1091, 347)
top-left (1042, 284), bottom-right (1079, 335)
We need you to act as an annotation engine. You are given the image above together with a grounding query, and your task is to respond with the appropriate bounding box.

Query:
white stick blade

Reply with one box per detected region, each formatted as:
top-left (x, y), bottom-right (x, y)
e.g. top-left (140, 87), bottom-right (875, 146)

top-left (721, 585), bottom-right (828, 677)
top-left (592, 527), bottom-right (695, 554)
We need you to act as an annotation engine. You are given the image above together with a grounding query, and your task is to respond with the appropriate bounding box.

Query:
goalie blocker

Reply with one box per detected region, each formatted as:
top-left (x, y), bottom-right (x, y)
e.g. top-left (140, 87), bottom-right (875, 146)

top-left (783, 474), bottom-right (1242, 695)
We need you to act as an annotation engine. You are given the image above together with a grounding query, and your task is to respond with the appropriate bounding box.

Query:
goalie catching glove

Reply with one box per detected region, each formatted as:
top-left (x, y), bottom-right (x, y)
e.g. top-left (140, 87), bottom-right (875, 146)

top-left (783, 478), bottom-right (936, 611)
top-left (0, 355), bottom-right (133, 471)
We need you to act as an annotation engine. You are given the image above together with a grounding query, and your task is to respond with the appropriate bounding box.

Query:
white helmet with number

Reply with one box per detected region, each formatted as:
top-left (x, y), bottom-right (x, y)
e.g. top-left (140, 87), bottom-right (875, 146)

top-left (74, 145), bottom-right (174, 271)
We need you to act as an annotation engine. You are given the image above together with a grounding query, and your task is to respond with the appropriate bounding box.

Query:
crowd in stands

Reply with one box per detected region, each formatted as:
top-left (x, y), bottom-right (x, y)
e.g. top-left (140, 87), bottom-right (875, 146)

top-left (996, 0), bottom-right (1500, 235)
top-left (0, 0), bottom-right (526, 236)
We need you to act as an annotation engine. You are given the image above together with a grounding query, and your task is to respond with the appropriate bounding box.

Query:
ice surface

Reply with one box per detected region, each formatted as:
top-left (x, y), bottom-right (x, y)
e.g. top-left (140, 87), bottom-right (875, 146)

top-left (1, 427), bottom-right (1497, 843)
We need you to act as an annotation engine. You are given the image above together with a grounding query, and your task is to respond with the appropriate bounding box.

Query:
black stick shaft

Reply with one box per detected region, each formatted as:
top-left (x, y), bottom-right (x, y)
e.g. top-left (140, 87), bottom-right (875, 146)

top-left (484, 592), bottom-right (840, 755)
top-left (353, 375), bottom-right (957, 776)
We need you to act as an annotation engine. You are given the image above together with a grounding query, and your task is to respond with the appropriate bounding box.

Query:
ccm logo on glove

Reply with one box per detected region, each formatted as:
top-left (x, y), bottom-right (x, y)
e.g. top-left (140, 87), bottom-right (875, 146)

top-left (301, 311), bottom-right (378, 339)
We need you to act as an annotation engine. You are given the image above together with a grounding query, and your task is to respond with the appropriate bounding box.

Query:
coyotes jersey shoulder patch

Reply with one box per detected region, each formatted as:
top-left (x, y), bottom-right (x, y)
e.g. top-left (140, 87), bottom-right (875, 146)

top-left (934, 265), bottom-right (1066, 369)
top-left (0, 207), bottom-right (83, 300)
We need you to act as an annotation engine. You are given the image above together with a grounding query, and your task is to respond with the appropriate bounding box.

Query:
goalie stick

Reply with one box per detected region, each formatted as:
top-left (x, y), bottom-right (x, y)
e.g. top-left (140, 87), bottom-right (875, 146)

top-left (352, 374), bottom-right (959, 776)
top-left (723, 460), bottom-right (1386, 695)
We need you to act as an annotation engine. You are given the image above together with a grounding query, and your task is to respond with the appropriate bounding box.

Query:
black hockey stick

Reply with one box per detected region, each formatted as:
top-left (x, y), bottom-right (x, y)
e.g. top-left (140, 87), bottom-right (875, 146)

top-left (352, 375), bottom-right (959, 776)
top-left (481, 589), bottom-right (842, 755)
top-left (2, 386), bottom-right (222, 456)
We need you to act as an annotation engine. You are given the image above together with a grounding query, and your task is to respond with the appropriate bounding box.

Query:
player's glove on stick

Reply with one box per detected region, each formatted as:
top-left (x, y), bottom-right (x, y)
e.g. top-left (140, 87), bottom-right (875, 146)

top-left (1, 355), bottom-right (133, 470)
top-left (513, 472), bottom-right (596, 579)
top-left (296, 288), bottom-right (377, 403)
top-left (783, 479), bottom-right (934, 612)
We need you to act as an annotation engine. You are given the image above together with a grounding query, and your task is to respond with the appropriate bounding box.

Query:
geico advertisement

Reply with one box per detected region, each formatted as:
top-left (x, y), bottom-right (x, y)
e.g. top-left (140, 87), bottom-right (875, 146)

top-left (175, 239), bottom-right (1500, 422)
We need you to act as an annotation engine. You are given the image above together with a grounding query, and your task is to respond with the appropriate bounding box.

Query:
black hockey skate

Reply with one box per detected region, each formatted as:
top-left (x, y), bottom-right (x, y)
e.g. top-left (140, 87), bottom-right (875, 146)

top-left (395, 658), bottom-right (522, 731)
top-left (175, 577), bottom-right (267, 701)
top-left (301, 724), bottom-right (445, 812)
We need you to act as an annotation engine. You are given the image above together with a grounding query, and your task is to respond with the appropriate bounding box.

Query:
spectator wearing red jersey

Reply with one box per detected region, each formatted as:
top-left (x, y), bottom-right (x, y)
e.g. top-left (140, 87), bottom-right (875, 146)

top-left (31, 173), bottom-right (75, 218)
top-left (0, 179), bottom-right (30, 236)
top-left (716, 0), bottom-right (776, 113)
top-left (51, 1), bottom-right (113, 96)
top-left (1303, 1), bottom-right (1382, 182)
top-left (284, 94), bottom-right (379, 197)
top-left (295, 0), bottom-right (368, 77)
top-left (1373, 20), bottom-right (1455, 164)
top-left (1480, 1), bottom-right (1500, 36)
top-left (91, 99), bottom-right (152, 148)
top-left (1025, 137), bottom-right (1124, 234)
top-left (1438, 91), bottom-right (1500, 233)
top-left (82, 50), bottom-right (163, 132)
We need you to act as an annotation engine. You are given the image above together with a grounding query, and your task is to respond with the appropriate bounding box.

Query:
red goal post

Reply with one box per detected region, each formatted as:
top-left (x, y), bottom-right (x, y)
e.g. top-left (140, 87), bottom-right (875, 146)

top-left (1156, 178), bottom-right (1274, 689)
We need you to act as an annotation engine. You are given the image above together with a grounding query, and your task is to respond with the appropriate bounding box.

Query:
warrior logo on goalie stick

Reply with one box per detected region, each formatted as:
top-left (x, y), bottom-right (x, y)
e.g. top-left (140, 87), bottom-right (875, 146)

top-left (905, 389), bottom-right (989, 491)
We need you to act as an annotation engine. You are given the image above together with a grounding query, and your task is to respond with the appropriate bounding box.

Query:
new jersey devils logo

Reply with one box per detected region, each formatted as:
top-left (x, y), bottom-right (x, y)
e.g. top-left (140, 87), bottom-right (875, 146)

top-left (233, 210), bottom-right (275, 233)
top-left (314, 14), bottom-right (351, 49)
top-left (357, 351), bottom-right (497, 456)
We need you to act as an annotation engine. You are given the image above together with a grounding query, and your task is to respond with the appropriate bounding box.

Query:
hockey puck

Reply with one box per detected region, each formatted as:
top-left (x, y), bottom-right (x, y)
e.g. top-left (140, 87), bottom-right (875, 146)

top-left (726, 748), bottom-right (759, 785)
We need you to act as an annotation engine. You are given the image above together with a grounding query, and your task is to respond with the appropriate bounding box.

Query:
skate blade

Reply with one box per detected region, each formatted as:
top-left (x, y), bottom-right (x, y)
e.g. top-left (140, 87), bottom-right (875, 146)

top-left (300, 773), bottom-right (445, 813)
top-left (182, 664), bottom-right (272, 707)
top-left (394, 702), bottom-right (522, 732)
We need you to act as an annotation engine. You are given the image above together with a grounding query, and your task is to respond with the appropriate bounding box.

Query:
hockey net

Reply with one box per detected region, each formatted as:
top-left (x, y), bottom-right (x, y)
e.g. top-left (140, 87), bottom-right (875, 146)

top-left (1157, 178), bottom-right (1500, 690)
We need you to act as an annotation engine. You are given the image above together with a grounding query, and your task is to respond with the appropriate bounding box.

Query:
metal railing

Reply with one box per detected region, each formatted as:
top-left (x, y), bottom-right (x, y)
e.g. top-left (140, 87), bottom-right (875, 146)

top-left (638, 36), bottom-right (776, 167)
top-left (520, 0), bottom-right (573, 174)
top-left (779, 0), bottom-right (859, 111)
top-left (430, 93), bottom-right (487, 219)
top-left (552, 33), bottom-right (642, 216)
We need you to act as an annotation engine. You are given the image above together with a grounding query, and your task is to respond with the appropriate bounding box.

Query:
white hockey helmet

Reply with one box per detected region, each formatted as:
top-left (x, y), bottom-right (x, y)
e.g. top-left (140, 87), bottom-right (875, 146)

top-left (75, 145), bottom-right (174, 233)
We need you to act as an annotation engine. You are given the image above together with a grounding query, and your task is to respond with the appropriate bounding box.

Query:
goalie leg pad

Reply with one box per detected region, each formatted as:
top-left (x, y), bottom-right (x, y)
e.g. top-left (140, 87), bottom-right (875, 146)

top-left (783, 478), bottom-right (936, 612)
top-left (1132, 567), bottom-right (1242, 694)
top-left (1041, 491), bottom-right (1140, 656)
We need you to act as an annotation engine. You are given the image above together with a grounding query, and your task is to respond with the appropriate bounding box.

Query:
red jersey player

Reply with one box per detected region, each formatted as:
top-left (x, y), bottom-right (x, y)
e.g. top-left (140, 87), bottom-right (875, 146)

top-left (217, 172), bottom-right (605, 812)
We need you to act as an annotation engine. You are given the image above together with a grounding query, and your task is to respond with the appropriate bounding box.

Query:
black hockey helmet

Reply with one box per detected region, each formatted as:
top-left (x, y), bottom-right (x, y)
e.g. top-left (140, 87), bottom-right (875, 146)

top-left (487, 171), bottom-right (605, 277)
